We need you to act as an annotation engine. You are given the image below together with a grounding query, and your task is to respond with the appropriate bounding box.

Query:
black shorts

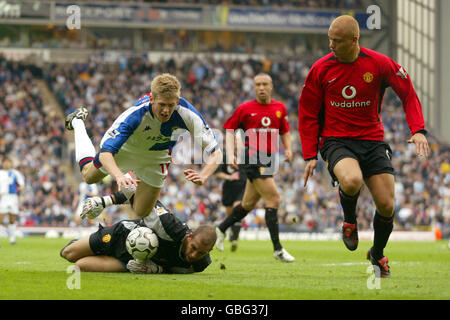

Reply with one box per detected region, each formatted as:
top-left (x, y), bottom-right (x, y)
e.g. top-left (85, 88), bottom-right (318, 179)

top-left (89, 224), bottom-right (132, 265)
top-left (320, 137), bottom-right (395, 186)
top-left (239, 150), bottom-right (279, 182)
top-left (222, 182), bottom-right (245, 207)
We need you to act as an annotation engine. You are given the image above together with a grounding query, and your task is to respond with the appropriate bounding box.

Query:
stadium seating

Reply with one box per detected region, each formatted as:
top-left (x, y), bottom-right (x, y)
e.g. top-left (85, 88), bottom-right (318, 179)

top-left (0, 57), bottom-right (75, 227)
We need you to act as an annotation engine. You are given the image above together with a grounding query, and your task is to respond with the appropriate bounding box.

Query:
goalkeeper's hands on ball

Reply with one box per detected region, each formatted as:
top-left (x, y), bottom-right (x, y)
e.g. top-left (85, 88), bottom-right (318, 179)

top-left (127, 259), bottom-right (163, 274)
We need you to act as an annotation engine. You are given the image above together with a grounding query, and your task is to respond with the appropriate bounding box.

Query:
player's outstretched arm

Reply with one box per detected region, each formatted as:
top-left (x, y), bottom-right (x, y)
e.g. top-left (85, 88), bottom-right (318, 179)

top-left (407, 132), bottom-right (430, 158)
top-left (99, 152), bottom-right (138, 191)
top-left (184, 149), bottom-right (222, 185)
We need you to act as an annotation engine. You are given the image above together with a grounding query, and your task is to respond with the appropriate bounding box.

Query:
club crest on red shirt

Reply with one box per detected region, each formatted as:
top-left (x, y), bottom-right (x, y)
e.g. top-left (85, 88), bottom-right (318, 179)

top-left (363, 72), bottom-right (374, 83)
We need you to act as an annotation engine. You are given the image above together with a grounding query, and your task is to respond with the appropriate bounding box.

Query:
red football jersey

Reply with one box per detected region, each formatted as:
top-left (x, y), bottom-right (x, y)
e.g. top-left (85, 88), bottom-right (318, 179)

top-left (298, 47), bottom-right (426, 160)
top-left (224, 99), bottom-right (290, 154)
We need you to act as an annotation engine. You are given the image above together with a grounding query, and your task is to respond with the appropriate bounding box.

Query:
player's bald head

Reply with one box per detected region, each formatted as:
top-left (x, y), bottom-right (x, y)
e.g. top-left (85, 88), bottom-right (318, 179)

top-left (328, 15), bottom-right (360, 63)
top-left (254, 73), bottom-right (272, 83)
top-left (254, 73), bottom-right (273, 104)
top-left (329, 15), bottom-right (360, 40)
top-left (192, 224), bottom-right (217, 248)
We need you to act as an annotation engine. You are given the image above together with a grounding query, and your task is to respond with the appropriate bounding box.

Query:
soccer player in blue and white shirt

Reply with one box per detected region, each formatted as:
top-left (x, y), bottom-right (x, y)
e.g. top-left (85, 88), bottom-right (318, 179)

top-left (65, 73), bottom-right (221, 220)
top-left (0, 157), bottom-right (25, 244)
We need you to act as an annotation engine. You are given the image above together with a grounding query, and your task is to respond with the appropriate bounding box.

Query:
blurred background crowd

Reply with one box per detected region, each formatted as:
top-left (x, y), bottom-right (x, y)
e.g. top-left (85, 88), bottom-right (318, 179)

top-left (1, 52), bottom-right (449, 237)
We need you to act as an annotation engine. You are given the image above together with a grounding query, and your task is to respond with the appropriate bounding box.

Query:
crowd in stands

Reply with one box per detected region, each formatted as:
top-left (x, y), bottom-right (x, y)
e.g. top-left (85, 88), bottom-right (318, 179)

top-left (1, 51), bottom-right (449, 237)
top-left (0, 57), bottom-right (76, 228)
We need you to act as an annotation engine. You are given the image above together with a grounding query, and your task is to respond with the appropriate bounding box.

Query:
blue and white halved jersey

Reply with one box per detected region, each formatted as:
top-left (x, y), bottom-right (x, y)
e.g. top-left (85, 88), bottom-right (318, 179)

top-left (0, 169), bottom-right (25, 195)
top-left (99, 95), bottom-right (218, 164)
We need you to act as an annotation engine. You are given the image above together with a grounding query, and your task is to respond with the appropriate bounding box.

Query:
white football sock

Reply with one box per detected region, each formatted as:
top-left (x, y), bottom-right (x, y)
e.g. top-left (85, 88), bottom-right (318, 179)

top-left (72, 118), bottom-right (96, 162)
top-left (102, 196), bottom-right (114, 207)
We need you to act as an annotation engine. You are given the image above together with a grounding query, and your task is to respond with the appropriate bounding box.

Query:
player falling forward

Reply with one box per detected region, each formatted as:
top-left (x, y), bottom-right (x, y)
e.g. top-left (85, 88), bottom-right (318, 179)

top-left (65, 73), bottom-right (221, 220)
top-left (0, 157), bottom-right (25, 245)
top-left (60, 200), bottom-right (216, 274)
top-left (298, 15), bottom-right (430, 277)
top-left (215, 73), bottom-right (295, 262)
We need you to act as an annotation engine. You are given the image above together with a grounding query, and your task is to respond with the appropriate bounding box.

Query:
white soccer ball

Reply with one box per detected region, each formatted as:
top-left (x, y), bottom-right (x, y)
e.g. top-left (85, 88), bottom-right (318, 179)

top-left (126, 227), bottom-right (159, 261)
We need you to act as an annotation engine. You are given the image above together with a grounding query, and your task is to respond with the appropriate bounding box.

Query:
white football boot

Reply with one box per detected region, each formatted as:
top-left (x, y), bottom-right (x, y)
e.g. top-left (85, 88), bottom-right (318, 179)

top-left (273, 248), bottom-right (295, 263)
top-left (65, 107), bottom-right (89, 130)
top-left (215, 227), bottom-right (225, 251)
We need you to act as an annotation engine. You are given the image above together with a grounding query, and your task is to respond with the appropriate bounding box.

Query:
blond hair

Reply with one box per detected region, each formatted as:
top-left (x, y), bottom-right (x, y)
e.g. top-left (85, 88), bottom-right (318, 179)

top-left (151, 73), bottom-right (181, 100)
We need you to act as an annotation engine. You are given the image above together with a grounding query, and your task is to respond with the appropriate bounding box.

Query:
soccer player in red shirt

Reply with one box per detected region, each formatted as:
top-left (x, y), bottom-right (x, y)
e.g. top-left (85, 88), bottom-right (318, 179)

top-left (298, 15), bottom-right (430, 277)
top-left (215, 73), bottom-right (295, 262)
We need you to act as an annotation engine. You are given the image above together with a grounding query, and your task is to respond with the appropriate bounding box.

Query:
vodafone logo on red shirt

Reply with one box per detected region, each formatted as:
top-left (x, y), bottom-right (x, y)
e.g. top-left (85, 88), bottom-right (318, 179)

top-left (342, 86), bottom-right (357, 99)
top-left (330, 85), bottom-right (371, 108)
top-left (261, 117), bottom-right (271, 127)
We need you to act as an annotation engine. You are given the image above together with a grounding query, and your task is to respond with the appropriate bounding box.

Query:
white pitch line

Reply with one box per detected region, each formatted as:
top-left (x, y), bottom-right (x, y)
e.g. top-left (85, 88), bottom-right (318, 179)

top-left (315, 261), bottom-right (421, 267)
top-left (318, 262), bottom-right (367, 267)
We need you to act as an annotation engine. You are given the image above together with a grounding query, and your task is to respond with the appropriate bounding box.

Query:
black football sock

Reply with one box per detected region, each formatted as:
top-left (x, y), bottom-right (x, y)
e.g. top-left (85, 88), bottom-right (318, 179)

top-left (372, 212), bottom-right (394, 260)
top-left (219, 204), bottom-right (249, 233)
top-left (230, 222), bottom-right (242, 242)
top-left (111, 191), bottom-right (128, 205)
top-left (339, 187), bottom-right (360, 224)
top-left (265, 208), bottom-right (282, 251)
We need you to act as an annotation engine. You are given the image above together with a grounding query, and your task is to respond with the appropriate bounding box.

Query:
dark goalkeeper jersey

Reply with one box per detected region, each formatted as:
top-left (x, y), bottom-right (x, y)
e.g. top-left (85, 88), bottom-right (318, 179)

top-left (142, 201), bottom-right (211, 273)
top-left (108, 201), bottom-right (211, 273)
top-left (298, 47), bottom-right (426, 160)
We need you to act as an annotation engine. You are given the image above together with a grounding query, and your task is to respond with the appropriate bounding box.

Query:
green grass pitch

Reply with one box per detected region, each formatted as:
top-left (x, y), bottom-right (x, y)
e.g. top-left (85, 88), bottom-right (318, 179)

top-left (0, 237), bottom-right (449, 300)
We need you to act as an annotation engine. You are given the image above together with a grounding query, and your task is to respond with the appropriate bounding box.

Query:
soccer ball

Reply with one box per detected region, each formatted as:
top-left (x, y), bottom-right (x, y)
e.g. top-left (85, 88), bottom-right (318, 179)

top-left (126, 227), bottom-right (159, 261)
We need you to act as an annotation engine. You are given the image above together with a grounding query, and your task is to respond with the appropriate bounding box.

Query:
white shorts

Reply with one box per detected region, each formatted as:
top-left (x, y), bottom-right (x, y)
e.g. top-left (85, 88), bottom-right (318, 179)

top-left (97, 151), bottom-right (169, 188)
top-left (0, 194), bottom-right (19, 215)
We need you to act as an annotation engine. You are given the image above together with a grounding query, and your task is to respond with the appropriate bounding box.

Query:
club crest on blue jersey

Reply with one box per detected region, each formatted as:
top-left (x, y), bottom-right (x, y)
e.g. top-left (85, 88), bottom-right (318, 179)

top-left (108, 129), bottom-right (120, 139)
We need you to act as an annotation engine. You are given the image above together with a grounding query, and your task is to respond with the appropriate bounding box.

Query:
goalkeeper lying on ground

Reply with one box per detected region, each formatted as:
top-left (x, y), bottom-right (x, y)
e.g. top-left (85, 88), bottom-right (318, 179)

top-left (60, 200), bottom-right (216, 274)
